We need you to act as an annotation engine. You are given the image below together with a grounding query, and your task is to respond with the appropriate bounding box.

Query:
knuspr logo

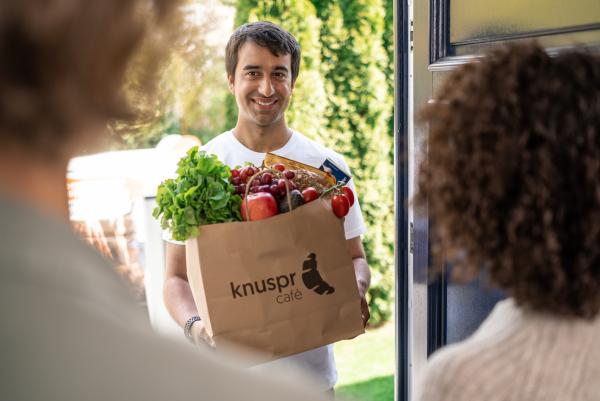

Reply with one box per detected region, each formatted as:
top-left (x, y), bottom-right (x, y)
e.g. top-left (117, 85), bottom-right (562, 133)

top-left (229, 253), bottom-right (335, 304)
top-left (301, 253), bottom-right (335, 295)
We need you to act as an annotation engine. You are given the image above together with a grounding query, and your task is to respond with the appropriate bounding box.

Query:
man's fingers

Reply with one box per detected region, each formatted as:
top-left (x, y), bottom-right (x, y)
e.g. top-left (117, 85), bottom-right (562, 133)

top-left (203, 332), bottom-right (216, 348)
top-left (192, 322), bottom-right (215, 348)
top-left (360, 297), bottom-right (370, 327)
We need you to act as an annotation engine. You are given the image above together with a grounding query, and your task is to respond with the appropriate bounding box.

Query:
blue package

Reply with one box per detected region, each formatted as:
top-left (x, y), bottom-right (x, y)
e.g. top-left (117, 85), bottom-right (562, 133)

top-left (319, 158), bottom-right (351, 185)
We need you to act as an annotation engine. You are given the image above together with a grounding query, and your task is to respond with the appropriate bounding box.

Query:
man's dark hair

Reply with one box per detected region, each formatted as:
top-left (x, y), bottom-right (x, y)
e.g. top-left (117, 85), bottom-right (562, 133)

top-left (417, 42), bottom-right (600, 318)
top-left (225, 21), bottom-right (301, 84)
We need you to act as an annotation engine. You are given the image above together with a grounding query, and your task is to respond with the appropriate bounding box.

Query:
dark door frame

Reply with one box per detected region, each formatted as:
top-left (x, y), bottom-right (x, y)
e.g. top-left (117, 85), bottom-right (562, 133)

top-left (394, 0), bottom-right (410, 400)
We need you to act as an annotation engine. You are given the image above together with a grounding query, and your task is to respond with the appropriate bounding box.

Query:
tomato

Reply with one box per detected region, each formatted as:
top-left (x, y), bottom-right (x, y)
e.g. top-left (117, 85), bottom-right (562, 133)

top-left (341, 186), bottom-right (355, 206)
top-left (302, 187), bottom-right (319, 203)
top-left (331, 194), bottom-right (350, 218)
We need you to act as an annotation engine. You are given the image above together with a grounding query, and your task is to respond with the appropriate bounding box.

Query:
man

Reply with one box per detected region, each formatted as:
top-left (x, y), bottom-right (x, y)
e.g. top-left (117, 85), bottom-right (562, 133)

top-left (164, 21), bottom-right (371, 393)
top-left (0, 2), bottom-right (326, 400)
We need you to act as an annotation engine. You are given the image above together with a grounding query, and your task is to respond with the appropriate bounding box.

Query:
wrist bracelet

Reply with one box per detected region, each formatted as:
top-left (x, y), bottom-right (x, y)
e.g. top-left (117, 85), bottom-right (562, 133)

top-left (184, 316), bottom-right (202, 342)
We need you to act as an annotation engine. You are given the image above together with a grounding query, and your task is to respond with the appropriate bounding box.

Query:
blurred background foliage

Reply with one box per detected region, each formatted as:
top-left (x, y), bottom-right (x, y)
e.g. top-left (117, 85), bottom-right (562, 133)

top-left (118, 0), bottom-right (394, 326)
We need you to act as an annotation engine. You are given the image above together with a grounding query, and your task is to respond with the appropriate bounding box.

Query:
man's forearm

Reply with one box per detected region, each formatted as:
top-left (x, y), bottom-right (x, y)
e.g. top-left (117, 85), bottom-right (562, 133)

top-left (353, 257), bottom-right (371, 297)
top-left (163, 276), bottom-right (200, 327)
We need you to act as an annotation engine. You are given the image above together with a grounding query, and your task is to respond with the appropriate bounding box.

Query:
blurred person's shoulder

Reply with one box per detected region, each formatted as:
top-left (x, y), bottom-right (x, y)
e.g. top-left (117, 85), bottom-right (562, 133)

top-left (416, 299), bottom-right (526, 401)
top-left (0, 196), bottom-right (328, 401)
top-left (2, 278), bottom-right (329, 401)
top-left (417, 299), bottom-right (600, 401)
top-left (0, 196), bottom-right (145, 325)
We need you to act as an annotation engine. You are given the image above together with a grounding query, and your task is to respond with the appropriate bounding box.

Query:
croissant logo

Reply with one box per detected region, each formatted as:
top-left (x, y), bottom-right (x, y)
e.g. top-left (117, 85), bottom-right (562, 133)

top-left (302, 253), bottom-right (335, 295)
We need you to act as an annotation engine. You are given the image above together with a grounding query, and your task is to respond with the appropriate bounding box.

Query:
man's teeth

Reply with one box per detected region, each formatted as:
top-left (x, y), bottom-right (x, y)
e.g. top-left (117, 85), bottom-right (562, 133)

top-left (255, 99), bottom-right (276, 105)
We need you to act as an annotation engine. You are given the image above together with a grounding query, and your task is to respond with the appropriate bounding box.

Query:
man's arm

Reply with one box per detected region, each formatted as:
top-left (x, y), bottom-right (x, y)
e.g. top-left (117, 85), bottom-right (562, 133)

top-left (346, 236), bottom-right (371, 326)
top-left (164, 242), bottom-right (213, 345)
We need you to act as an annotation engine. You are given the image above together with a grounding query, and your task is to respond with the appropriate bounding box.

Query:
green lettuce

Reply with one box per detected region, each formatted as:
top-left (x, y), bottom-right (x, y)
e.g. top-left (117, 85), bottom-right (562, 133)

top-left (153, 147), bottom-right (242, 241)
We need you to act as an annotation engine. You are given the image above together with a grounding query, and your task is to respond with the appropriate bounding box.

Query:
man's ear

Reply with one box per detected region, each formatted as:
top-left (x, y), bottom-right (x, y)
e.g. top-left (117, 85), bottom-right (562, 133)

top-left (227, 75), bottom-right (235, 94)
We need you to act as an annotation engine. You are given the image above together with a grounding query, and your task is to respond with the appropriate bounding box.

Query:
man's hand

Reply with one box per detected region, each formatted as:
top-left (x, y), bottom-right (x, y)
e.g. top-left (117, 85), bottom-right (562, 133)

top-left (359, 294), bottom-right (370, 328)
top-left (191, 320), bottom-right (215, 348)
top-left (357, 280), bottom-right (370, 327)
top-left (348, 236), bottom-right (371, 329)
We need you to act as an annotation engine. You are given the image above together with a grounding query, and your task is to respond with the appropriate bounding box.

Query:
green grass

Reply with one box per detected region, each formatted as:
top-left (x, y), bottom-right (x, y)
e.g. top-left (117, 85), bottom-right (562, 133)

top-left (334, 322), bottom-right (395, 401)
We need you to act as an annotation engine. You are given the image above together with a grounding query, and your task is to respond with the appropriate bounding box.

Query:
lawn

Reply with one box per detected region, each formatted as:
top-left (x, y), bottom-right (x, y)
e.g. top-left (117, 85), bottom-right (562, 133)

top-left (334, 321), bottom-right (395, 401)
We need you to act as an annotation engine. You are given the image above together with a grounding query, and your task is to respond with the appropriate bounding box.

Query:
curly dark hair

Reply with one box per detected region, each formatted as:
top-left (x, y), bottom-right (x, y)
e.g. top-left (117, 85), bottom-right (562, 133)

top-left (417, 42), bottom-right (600, 318)
top-left (225, 21), bottom-right (301, 84)
top-left (0, 0), bottom-right (180, 159)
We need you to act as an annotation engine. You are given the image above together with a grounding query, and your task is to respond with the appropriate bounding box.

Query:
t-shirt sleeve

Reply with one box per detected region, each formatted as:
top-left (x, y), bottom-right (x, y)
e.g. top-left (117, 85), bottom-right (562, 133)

top-left (330, 154), bottom-right (367, 240)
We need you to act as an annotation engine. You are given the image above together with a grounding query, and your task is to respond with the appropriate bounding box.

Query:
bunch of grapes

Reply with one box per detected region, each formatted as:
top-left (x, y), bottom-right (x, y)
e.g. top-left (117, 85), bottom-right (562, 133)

top-left (230, 163), bottom-right (299, 200)
top-left (229, 162), bottom-right (353, 218)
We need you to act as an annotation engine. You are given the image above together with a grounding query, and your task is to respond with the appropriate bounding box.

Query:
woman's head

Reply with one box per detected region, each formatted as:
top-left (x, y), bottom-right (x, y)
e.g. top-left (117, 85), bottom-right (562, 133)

top-left (0, 0), bottom-right (179, 160)
top-left (417, 42), bottom-right (600, 318)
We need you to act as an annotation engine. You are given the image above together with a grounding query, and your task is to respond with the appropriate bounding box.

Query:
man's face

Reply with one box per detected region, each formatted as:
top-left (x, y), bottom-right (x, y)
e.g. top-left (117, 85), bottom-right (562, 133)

top-left (228, 41), bottom-right (294, 128)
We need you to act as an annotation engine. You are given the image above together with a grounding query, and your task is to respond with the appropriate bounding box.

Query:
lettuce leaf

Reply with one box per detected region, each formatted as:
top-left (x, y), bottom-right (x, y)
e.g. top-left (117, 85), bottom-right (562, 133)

top-left (153, 147), bottom-right (242, 241)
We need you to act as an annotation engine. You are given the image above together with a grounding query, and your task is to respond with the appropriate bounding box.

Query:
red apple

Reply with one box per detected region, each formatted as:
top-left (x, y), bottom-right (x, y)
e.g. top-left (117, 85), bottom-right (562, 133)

top-left (241, 192), bottom-right (278, 221)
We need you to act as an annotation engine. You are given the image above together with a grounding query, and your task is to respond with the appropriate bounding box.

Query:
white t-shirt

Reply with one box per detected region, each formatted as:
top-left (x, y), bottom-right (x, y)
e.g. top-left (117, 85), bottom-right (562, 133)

top-left (167, 129), bottom-right (367, 390)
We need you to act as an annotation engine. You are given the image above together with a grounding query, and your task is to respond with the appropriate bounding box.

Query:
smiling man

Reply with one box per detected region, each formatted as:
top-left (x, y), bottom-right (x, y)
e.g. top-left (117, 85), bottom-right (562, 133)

top-left (163, 21), bottom-right (371, 395)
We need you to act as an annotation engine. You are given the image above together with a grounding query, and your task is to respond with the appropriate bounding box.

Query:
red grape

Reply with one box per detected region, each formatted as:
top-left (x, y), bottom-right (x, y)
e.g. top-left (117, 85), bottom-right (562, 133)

top-left (261, 173), bottom-right (273, 185)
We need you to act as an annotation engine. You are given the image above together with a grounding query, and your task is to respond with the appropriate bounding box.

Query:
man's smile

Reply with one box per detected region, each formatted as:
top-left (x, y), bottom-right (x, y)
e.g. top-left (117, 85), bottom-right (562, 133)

top-left (252, 97), bottom-right (278, 110)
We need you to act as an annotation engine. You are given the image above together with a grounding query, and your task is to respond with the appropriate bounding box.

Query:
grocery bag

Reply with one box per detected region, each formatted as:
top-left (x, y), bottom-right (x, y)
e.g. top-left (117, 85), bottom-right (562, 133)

top-left (185, 198), bottom-right (364, 363)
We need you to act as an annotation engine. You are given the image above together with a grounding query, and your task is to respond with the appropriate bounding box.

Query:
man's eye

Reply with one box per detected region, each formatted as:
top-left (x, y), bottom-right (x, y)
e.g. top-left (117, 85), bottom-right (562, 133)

top-left (274, 73), bottom-right (286, 78)
top-left (247, 71), bottom-right (259, 77)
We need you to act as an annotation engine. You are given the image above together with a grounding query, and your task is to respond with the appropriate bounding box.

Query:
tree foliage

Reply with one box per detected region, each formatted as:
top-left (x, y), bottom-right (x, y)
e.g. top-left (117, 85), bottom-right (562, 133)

top-left (115, 1), bottom-right (232, 149)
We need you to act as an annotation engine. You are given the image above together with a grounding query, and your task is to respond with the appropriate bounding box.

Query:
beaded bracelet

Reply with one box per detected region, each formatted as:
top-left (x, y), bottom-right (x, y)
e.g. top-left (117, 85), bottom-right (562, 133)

top-left (184, 316), bottom-right (202, 343)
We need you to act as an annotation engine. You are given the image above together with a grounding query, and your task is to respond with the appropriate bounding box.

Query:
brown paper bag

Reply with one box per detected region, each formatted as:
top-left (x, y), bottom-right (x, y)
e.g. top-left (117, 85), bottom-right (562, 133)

top-left (185, 198), bottom-right (364, 364)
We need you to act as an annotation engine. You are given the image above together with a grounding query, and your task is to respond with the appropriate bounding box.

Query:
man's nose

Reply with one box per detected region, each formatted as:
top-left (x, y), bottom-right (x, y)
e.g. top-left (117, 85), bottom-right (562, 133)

top-left (258, 76), bottom-right (275, 97)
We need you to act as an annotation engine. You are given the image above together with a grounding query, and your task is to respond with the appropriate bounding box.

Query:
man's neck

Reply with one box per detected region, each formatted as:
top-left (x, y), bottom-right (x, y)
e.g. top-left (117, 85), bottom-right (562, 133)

top-left (233, 120), bottom-right (292, 153)
top-left (0, 150), bottom-right (70, 221)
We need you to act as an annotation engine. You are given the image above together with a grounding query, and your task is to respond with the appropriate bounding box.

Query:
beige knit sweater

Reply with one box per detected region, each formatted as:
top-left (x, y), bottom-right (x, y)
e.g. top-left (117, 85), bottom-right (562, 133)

top-left (416, 299), bottom-right (600, 401)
